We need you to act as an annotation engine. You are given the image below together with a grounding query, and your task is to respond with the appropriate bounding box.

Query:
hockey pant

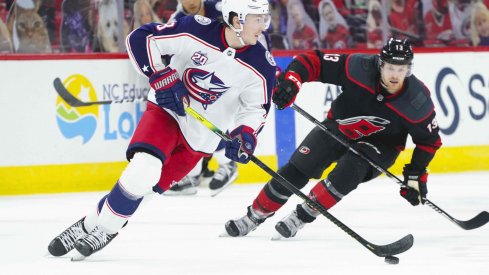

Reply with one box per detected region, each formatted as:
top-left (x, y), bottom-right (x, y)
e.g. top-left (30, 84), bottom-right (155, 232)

top-left (252, 123), bottom-right (400, 219)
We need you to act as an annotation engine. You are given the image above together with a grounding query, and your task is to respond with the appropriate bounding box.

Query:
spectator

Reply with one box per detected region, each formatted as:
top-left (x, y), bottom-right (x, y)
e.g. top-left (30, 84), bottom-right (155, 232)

top-left (423, 0), bottom-right (454, 46)
top-left (94, 0), bottom-right (125, 52)
top-left (7, 0), bottom-right (52, 53)
top-left (60, 0), bottom-right (92, 52)
top-left (345, 0), bottom-right (369, 46)
top-left (388, 0), bottom-right (422, 41)
top-left (448, 0), bottom-right (473, 40)
top-left (287, 0), bottom-right (319, 50)
top-left (470, 1), bottom-right (489, 46)
top-left (318, 0), bottom-right (350, 48)
top-left (169, 0), bottom-right (222, 22)
top-left (366, 0), bottom-right (389, 49)
top-left (269, 0), bottom-right (288, 49)
top-left (132, 0), bottom-right (161, 30)
top-left (0, 15), bottom-right (13, 52)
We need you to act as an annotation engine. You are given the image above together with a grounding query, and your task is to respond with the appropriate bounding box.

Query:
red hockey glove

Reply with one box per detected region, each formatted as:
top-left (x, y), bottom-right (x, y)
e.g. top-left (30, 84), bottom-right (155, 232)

top-left (272, 71), bottom-right (302, 110)
top-left (400, 164), bottom-right (428, 206)
top-left (225, 125), bottom-right (257, 164)
top-left (149, 67), bottom-right (189, 116)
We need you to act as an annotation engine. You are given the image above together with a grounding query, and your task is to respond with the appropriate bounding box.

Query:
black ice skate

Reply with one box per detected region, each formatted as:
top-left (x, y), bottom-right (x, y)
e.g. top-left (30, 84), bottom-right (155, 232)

top-left (275, 210), bottom-right (306, 238)
top-left (209, 161), bottom-right (238, 197)
top-left (74, 227), bottom-right (118, 257)
top-left (224, 206), bottom-right (271, 237)
top-left (48, 217), bottom-right (88, 256)
top-left (164, 175), bottom-right (200, 196)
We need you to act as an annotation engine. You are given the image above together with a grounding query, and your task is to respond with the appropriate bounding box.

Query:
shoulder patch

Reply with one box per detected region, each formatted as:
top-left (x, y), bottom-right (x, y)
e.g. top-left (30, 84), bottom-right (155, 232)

top-left (266, 51), bottom-right (276, 66)
top-left (215, 2), bottom-right (222, 11)
top-left (194, 15), bottom-right (212, 25)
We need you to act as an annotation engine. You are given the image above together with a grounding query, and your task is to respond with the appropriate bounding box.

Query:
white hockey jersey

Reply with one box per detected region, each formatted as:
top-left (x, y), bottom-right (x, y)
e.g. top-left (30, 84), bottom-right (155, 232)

top-left (126, 15), bottom-right (276, 154)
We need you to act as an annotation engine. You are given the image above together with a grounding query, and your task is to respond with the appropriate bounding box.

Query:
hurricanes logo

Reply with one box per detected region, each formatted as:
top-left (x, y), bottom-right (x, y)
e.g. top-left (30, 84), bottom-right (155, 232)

top-left (182, 68), bottom-right (229, 109)
top-left (55, 74), bottom-right (98, 144)
top-left (336, 116), bottom-right (390, 140)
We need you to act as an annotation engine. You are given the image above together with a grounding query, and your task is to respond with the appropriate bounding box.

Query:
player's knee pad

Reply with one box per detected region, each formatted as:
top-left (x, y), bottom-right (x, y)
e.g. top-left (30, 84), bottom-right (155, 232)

top-left (268, 162), bottom-right (310, 198)
top-left (119, 152), bottom-right (163, 197)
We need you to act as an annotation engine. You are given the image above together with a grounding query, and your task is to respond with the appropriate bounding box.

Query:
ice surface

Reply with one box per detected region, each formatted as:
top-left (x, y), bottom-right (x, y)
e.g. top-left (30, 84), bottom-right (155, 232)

top-left (1, 172), bottom-right (488, 275)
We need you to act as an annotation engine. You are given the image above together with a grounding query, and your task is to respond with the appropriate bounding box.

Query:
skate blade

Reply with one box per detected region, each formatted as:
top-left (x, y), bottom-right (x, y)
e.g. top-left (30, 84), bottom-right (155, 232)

top-left (164, 189), bottom-right (198, 196)
top-left (271, 234), bottom-right (283, 241)
top-left (218, 231), bottom-right (231, 237)
top-left (71, 251), bottom-right (87, 261)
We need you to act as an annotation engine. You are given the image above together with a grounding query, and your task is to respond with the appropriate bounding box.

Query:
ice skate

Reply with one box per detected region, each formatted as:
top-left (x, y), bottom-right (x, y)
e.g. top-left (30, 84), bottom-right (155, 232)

top-left (224, 206), bottom-right (271, 237)
top-left (73, 227), bottom-right (118, 258)
top-left (164, 175), bottom-right (200, 196)
top-left (275, 210), bottom-right (307, 238)
top-left (48, 217), bottom-right (88, 256)
top-left (209, 161), bottom-right (238, 197)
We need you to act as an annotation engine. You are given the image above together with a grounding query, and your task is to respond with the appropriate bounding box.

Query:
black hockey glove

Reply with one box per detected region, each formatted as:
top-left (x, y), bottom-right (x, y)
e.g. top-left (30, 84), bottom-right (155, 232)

top-left (272, 71), bottom-right (302, 110)
top-left (400, 164), bottom-right (428, 206)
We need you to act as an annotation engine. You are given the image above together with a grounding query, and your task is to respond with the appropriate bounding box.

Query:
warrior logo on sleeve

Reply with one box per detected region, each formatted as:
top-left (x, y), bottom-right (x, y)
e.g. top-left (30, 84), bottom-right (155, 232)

top-left (336, 116), bottom-right (390, 140)
top-left (183, 68), bottom-right (229, 109)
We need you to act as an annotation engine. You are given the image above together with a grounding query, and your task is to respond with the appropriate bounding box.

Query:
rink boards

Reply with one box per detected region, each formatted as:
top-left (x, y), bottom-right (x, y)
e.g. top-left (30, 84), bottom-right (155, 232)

top-left (1, 50), bottom-right (489, 195)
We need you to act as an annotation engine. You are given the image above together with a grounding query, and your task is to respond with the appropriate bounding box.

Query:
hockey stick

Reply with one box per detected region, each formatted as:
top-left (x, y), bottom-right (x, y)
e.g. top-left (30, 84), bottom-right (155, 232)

top-left (185, 106), bottom-right (414, 257)
top-left (53, 77), bottom-right (147, 107)
top-left (292, 103), bottom-right (489, 230)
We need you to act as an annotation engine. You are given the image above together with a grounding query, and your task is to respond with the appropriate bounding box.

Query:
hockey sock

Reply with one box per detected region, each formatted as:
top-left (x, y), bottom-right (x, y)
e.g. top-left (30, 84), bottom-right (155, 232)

top-left (252, 162), bottom-right (310, 214)
top-left (97, 181), bottom-right (143, 234)
top-left (309, 179), bottom-right (340, 210)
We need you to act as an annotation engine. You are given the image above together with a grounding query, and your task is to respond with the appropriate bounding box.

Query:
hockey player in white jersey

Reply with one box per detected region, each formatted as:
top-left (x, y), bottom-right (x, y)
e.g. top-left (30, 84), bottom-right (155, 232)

top-left (47, 0), bottom-right (275, 259)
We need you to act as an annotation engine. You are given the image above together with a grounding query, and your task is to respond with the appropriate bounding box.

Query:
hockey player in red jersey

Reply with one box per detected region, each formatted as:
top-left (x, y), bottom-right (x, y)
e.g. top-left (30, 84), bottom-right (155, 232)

top-left (225, 38), bottom-right (442, 238)
top-left (47, 0), bottom-right (276, 259)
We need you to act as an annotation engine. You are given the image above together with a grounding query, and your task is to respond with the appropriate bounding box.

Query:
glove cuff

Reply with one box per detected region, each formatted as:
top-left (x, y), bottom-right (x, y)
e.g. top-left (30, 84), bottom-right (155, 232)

top-left (230, 125), bottom-right (257, 153)
top-left (284, 71), bottom-right (303, 91)
top-left (150, 67), bottom-right (179, 90)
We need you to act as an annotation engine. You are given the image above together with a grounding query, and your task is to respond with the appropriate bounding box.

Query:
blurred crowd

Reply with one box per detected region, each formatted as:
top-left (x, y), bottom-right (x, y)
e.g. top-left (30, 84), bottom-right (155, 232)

top-left (1, 0), bottom-right (489, 54)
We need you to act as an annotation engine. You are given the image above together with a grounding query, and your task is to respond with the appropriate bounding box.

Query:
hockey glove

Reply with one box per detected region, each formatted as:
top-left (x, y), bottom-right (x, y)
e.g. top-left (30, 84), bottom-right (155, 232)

top-left (272, 71), bottom-right (302, 110)
top-left (400, 164), bottom-right (428, 206)
top-left (225, 125), bottom-right (257, 164)
top-left (149, 67), bottom-right (189, 116)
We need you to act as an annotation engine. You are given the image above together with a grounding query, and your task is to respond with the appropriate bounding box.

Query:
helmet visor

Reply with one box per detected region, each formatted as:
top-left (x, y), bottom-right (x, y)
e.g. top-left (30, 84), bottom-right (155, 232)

top-left (245, 13), bottom-right (271, 30)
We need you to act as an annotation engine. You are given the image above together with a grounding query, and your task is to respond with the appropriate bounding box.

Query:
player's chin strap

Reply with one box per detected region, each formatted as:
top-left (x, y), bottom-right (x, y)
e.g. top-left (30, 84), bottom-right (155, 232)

top-left (229, 22), bottom-right (246, 46)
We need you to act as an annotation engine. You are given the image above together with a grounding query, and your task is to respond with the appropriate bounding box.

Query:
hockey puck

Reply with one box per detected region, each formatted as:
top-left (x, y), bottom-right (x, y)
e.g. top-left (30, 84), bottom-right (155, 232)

top-left (384, 255), bottom-right (399, 264)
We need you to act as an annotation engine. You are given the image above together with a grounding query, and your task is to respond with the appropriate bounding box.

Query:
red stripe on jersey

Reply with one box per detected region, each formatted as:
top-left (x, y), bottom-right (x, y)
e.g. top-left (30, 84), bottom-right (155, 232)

top-left (153, 33), bottom-right (221, 51)
top-left (252, 188), bottom-right (284, 213)
top-left (310, 182), bottom-right (338, 209)
top-left (344, 55), bottom-right (376, 95)
top-left (295, 52), bottom-right (320, 81)
top-left (385, 102), bottom-right (434, 123)
top-left (236, 58), bottom-right (268, 104)
top-left (416, 144), bottom-right (437, 154)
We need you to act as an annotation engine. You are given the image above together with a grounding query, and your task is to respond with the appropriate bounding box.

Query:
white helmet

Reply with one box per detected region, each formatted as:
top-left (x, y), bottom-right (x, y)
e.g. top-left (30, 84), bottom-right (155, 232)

top-left (221, 0), bottom-right (270, 27)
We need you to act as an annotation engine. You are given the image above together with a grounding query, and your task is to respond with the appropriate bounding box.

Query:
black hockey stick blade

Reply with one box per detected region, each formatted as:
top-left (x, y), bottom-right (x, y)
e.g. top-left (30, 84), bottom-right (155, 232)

top-left (368, 234), bottom-right (414, 257)
top-left (424, 199), bottom-right (489, 230)
top-left (456, 211), bottom-right (489, 230)
top-left (53, 77), bottom-right (113, 107)
top-left (185, 106), bottom-right (414, 258)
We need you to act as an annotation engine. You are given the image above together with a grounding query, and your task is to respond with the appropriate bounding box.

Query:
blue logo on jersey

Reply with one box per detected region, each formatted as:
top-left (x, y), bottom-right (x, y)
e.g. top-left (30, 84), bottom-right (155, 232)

top-left (183, 68), bottom-right (229, 109)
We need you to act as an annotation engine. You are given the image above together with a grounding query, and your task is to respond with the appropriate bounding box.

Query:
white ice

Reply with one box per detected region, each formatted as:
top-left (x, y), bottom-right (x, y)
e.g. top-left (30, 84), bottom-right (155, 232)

top-left (1, 172), bottom-right (488, 275)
